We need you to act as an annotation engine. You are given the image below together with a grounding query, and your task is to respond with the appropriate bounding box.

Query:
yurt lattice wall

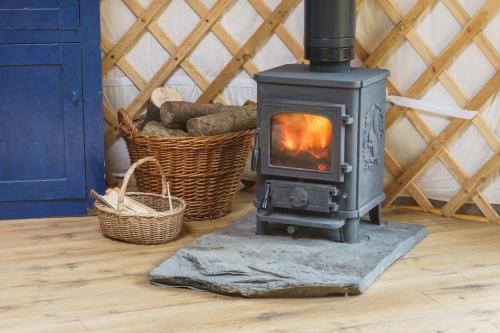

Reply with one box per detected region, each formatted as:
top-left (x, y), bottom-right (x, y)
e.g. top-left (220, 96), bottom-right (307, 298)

top-left (100, 0), bottom-right (500, 223)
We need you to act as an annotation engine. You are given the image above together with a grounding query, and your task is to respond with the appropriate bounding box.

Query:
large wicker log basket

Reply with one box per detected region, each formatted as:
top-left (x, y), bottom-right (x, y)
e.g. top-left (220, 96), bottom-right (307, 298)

top-left (118, 109), bottom-right (254, 220)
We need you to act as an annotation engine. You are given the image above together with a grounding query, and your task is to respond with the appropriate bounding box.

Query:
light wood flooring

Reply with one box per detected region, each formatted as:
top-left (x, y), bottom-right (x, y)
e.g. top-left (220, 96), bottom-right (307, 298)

top-left (2, 192), bottom-right (500, 332)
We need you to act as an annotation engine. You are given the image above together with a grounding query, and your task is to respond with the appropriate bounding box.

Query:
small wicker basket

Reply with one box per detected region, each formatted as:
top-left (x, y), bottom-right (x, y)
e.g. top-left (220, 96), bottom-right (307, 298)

top-left (95, 157), bottom-right (186, 245)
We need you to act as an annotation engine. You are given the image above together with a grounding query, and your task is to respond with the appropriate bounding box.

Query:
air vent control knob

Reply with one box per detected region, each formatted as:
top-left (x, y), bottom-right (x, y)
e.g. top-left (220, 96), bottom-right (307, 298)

top-left (289, 187), bottom-right (308, 208)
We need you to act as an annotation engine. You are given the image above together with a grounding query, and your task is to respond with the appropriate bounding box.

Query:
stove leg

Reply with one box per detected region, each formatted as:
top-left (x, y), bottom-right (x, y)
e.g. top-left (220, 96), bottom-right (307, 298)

top-left (340, 218), bottom-right (360, 244)
top-left (256, 221), bottom-right (269, 235)
top-left (369, 204), bottom-right (384, 225)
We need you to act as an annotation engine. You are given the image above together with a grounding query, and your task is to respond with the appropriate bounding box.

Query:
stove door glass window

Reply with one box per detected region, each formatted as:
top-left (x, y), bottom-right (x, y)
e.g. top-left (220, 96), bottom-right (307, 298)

top-left (270, 112), bottom-right (333, 171)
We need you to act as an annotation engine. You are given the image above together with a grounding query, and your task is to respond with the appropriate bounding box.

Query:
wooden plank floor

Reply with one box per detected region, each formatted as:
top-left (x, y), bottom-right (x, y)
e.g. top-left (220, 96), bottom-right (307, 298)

top-left (2, 192), bottom-right (500, 332)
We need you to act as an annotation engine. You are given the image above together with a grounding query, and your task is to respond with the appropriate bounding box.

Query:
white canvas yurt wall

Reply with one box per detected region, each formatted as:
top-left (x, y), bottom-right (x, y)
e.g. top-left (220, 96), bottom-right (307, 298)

top-left (100, 0), bottom-right (500, 220)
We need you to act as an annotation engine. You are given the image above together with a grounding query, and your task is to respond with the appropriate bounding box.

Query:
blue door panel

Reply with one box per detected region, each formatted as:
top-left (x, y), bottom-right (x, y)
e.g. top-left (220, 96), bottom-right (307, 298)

top-left (0, 44), bottom-right (61, 65)
top-left (0, 0), bottom-right (79, 31)
top-left (59, 0), bottom-right (80, 29)
top-left (0, 0), bottom-right (59, 6)
top-left (0, 44), bottom-right (85, 202)
top-left (0, 200), bottom-right (87, 220)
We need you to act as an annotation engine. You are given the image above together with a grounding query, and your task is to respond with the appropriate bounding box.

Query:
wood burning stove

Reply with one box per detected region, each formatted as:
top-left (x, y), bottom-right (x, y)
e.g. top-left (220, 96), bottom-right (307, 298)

top-left (252, 0), bottom-right (390, 243)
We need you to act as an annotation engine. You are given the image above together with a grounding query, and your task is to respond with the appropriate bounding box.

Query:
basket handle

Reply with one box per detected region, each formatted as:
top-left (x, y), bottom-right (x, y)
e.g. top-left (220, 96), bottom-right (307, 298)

top-left (117, 157), bottom-right (170, 212)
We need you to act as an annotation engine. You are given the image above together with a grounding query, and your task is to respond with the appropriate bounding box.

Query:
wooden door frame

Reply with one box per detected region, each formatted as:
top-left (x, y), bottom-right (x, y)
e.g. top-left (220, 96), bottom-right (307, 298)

top-left (81, 0), bottom-right (105, 210)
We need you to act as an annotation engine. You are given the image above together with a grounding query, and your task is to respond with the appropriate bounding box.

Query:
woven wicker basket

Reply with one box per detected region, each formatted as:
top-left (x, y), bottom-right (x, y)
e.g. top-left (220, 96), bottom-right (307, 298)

top-left (118, 108), bottom-right (254, 220)
top-left (95, 157), bottom-right (186, 245)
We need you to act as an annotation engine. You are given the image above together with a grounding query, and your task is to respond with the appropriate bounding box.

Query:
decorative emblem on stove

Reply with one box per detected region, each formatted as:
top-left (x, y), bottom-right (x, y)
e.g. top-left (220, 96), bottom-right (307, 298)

top-left (362, 104), bottom-right (384, 172)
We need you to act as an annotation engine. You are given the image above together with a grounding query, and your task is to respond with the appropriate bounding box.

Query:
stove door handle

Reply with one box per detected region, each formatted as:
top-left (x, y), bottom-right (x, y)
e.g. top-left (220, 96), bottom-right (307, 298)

top-left (261, 183), bottom-right (271, 210)
top-left (251, 147), bottom-right (259, 171)
top-left (251, 134), bottom-right (259, 171)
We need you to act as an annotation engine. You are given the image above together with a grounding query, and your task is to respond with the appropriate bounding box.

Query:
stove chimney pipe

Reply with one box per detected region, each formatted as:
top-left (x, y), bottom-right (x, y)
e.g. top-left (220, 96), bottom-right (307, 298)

top-left (304, 0), bottom-right (356, 72)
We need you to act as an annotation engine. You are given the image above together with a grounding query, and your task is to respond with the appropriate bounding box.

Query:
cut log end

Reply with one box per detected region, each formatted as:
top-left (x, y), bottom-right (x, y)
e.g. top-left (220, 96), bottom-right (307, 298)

top-left (138, 87), bottom-right (182, 128)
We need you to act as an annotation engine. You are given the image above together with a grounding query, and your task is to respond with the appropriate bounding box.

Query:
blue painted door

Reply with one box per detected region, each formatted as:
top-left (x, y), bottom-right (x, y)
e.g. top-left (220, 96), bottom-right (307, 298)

top-left (0, 0), bottom-right (104, 219)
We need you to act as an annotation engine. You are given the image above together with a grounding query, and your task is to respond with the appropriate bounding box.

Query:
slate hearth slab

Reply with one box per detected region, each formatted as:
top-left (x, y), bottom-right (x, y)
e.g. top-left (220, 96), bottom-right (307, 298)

top-left (150, 210), bottom-right (427, 297)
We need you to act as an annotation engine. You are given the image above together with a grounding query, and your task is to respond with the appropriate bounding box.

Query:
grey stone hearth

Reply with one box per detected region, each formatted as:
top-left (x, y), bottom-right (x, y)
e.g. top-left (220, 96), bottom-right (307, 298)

top-left (150, 210), bottom-right (426, 297)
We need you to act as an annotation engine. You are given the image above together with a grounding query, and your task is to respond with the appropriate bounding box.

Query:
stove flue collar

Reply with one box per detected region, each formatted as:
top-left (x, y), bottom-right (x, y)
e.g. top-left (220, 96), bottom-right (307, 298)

top-left (304, 0), bottom-right (356, 72)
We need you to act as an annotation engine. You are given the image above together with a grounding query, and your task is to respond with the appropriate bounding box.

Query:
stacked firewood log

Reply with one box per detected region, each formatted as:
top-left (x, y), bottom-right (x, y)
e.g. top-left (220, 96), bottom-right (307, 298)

top-left (140, 87), bottom-right (256, 137)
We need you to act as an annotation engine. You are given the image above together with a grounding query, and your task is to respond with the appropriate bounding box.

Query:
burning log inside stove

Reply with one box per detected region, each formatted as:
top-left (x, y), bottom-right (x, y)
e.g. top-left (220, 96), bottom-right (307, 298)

top-left (270, 113), bottom-right (333, 171)
top-left (270, 150), bottom-right (331, 171)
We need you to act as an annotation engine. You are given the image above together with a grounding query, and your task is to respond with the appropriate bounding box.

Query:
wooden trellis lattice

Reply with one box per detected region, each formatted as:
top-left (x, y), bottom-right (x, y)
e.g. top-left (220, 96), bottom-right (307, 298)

top-left (100, 0), bottom-right (500, 223)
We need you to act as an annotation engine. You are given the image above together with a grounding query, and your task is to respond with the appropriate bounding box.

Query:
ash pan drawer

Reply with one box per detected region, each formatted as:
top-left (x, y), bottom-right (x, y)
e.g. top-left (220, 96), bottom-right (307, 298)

top-left (268, 180), bottom-right (342, 213)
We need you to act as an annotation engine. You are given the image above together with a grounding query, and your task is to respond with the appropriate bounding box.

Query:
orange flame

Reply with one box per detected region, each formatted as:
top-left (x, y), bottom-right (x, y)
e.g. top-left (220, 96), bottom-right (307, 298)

top-left (272, 113), bottom-right (332, 170)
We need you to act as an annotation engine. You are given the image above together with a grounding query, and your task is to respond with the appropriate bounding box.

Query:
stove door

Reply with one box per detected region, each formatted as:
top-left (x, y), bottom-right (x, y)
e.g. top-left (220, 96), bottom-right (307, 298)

top-left (259, 99), bottom-right (350, 182)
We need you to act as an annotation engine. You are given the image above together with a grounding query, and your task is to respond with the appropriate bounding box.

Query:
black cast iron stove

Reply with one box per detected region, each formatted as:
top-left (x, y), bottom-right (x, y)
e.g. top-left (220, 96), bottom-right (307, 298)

top-left (252, 0), bottom-right (390, 243)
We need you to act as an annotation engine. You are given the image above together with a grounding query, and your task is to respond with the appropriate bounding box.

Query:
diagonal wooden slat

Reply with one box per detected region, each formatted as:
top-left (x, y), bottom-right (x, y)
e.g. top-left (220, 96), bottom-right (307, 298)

top-left (442, 152), bottom-right (500, 216)
top-left (119, 0), bottom-right (227, 94)
top-left (442, 0), bottom-right (500, 70)
top-left (471, 191), bottom-right (500, 222)
top-left (101, 31), bottom-right (147, 129)
top-left (101, 33), bottom-right (146, 90)
top-left (364, 0), bottom-right (438, 68)
top-left (435, 145), bottom-right (500, 222)
top-left (121, 0), bottom-right (229, 107)
top-left (247, 0), bottom-right (304, 62)
top-left (377, 0), bottom-right (469, 106)
top-left (384, 150), bottom-right (434, 211)
top-left (439, 93), bottom-right (500, 219)
top-left (472, 116), bottom-right (500, 151)
top-left (184, 0), bottom-right (260, 77)
top-left (197, 0), bottom-right (301, 103)
top-left (101, 0), bottom-right (172, 74)
top-left (125, 0), bottom-right (235, 117)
